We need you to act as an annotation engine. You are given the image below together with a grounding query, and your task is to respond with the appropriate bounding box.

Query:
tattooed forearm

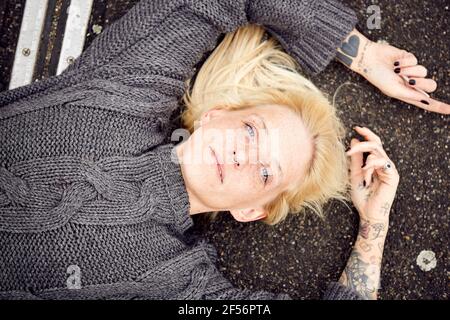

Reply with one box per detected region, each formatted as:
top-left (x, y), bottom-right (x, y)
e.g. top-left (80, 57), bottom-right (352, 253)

top-left (339, 250), bottom-right (379, 299)
top-left (339, 220), bottom-right (388, 299)
top-left (339, 248), bottom-right (381, 300)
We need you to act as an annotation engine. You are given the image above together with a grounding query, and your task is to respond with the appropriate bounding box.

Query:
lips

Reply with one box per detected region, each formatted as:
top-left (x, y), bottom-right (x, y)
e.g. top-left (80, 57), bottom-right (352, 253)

top-left (209, 146), bottom-right (224, 183)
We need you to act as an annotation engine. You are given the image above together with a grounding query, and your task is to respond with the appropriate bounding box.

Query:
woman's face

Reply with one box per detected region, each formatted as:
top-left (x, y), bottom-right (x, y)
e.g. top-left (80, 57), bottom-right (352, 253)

top-left (176, 104), bottom-right (313, 222)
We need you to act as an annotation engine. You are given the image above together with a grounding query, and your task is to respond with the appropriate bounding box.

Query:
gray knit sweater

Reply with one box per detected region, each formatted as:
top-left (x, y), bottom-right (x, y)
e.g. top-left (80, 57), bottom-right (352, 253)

top-left (0, 0), bottom-right (361, 300)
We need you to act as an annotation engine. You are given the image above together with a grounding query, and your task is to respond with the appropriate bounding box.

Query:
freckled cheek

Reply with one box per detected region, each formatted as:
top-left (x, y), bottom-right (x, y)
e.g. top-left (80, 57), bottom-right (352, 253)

top-left (228, 175), bottom-right (259, 193)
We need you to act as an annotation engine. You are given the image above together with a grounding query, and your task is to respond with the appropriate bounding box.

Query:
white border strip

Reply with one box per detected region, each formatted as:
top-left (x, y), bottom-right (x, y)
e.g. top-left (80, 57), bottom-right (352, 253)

top-left (56, 0), bottom-right (94, 75)
top-left (9, 0), bottom-right (49, 90)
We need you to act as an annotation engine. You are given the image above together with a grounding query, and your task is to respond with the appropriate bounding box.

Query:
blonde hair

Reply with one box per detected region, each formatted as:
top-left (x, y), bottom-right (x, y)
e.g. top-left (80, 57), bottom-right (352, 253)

top-left (181, 24), bottom-right (349, 225)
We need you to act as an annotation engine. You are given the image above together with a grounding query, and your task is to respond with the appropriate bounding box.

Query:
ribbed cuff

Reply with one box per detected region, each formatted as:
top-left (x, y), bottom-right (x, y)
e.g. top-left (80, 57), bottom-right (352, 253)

top-left (322, 282), bottom-right (366, 300)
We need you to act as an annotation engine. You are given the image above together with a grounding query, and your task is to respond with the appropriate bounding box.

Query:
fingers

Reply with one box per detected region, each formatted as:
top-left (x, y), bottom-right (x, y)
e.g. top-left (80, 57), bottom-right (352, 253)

top-left (364, 166), bottom-right (375, 188)
top-left (397, 74), bottom-right (449, 113)
top-left (349, 138), bottom-right (363, 182)
top-left (347, 127), bottom-right (399, 188)
top-left (363, 155), bottom-right (399, 188)
top-left (363, 156), bottom-right (387, 187)
top-left (347, 128), bottom-right (382, 187)
top-left (346, 141), bottom-right (387, 158)
top-left (362, 154), bottom-right (380, 188)
top-left (407, 77), bottom-right (437, 93)
top-left (392, 51), bottom-right (446, 113)
top-left (363, 156), bottom-right (387, 171)
top-left (397, 65), bottom-right (427, 78)
top-left (395, 53), bottom-right (418, 68)
top-left (392, 81), bottom-right (431, 101)
top-left (402, 97), bottom-right (450, 115)
top-left (354, 126), bottom-right (382, 144)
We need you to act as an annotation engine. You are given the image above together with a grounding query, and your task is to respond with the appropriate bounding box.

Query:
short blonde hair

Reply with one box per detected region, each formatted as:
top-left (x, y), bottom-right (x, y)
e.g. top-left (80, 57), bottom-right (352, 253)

top-left (181, 24), bottom-right (349, 225)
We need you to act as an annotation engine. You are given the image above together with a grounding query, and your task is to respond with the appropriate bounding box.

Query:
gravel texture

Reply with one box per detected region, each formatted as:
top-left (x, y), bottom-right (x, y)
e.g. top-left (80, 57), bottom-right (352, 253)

top-left (0, 0), bottom-right (448, 300)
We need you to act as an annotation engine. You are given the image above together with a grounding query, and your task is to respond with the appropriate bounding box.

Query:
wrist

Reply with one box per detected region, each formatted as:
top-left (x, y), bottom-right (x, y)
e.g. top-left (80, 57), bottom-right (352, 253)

top-left (358, 217), bottom-right (389, 241)
top-left (352, 37), bottom-right (374, 76)
top-left (336, 29), bottom-right (373, 75)
top-left (359, 214), bottom-right (389, 225)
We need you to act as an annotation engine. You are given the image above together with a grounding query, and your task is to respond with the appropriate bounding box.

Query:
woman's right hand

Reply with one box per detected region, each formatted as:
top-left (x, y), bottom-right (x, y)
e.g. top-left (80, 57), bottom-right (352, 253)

top-left (346, 126), bottom-right (400, 223)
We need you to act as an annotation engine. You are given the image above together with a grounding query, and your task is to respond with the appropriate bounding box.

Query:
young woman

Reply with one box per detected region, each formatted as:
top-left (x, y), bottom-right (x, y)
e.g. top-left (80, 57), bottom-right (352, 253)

top-left (0, 0), bottom-right (444, 300)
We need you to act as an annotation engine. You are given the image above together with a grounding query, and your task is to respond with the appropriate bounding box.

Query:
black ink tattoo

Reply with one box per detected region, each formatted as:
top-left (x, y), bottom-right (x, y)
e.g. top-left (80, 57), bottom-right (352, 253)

top-left (340, 251), bottom-right (377, 299)
top-left (342, 35), bottom-right (360, 57)
top-left (380, 202), bottom-right (391, 217)
top-left (371, 223), bottom-right (386, 240)
top-left (359, 220), bottom-right (386, 240)
top-left (336, 51), bottom-right (353, 67)
top-left (337, 35), bottom-right (360, 67)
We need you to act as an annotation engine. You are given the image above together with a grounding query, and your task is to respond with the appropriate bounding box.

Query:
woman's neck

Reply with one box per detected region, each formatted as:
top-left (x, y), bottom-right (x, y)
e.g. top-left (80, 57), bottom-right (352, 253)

top-left (174, 142), bottom-right (215, 216)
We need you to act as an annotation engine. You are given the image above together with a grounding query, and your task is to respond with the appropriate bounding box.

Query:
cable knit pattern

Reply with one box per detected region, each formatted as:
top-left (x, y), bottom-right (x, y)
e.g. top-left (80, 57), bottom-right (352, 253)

top-left (0, 145), bottom-right (190, 233)
top-left (0, 0), bottom-right (358, 299)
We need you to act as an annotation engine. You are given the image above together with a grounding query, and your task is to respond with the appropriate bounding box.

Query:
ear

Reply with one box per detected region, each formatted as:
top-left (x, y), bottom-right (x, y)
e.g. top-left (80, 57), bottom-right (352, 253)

top-left (229, 208), bottom-right (268, 223)
top-left (200, 106), bottom-right (227, 126)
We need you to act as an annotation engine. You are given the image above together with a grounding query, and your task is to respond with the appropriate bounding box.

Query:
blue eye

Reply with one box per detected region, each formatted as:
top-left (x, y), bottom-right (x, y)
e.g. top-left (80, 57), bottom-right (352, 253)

top-left (244, 122), bottom-right (255, 138)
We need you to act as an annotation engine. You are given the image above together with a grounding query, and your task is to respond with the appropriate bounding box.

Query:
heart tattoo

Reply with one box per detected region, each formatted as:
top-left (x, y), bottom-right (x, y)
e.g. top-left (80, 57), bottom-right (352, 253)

top-left (336, 35), bottom-right (360, 67)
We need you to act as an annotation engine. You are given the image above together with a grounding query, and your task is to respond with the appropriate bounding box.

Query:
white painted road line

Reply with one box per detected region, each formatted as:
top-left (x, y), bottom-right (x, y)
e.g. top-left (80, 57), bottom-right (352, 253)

top-left (56, 0), bottom-right (94, 75)
top-left (9, 0), bottom-right (50, 90)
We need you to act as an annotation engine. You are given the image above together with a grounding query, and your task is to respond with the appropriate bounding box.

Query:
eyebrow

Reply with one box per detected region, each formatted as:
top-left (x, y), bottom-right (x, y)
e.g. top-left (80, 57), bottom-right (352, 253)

top-left (249, 113), bottom-right (284, 181)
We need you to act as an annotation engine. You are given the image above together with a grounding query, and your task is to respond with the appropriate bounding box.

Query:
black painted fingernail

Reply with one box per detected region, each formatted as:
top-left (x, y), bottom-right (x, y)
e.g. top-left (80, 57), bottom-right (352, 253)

top-left (363, 180), bottom-right (366, 187)
top-left (421, 100), bottom-right (429, 105)
top-left (394, 61), bottom-right (400, 66)
top-left (409, 79), bottom-right (416, 85)
top-left (394, 67), bottom-right (400, 73)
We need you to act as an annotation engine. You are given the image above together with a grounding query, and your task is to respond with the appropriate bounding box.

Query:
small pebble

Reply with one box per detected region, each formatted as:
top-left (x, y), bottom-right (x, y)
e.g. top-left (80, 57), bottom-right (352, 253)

top-left (92, 24), bottom-right (103, 35)
top-left (416, 250), bottom-right (437, 272)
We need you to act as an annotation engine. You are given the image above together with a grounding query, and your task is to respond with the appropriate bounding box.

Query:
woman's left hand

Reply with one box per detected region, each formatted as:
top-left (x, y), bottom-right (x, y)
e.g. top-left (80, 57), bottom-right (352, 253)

top-left (338, 29), bottom-right (449, 114)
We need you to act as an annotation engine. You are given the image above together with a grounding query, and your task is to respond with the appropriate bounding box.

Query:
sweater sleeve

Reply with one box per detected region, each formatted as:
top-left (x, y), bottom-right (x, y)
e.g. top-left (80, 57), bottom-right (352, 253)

top-left (71, 0), bottom-right (357, 95)
top-left (322, 282), bottom-right (366, 300)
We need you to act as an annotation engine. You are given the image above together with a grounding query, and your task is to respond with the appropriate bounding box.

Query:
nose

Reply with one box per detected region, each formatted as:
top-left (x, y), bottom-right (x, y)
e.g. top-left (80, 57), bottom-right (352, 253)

top-left (232, 134), bottom-right (259, 170)
top-left (233, 150), bottom-right (243, 169)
